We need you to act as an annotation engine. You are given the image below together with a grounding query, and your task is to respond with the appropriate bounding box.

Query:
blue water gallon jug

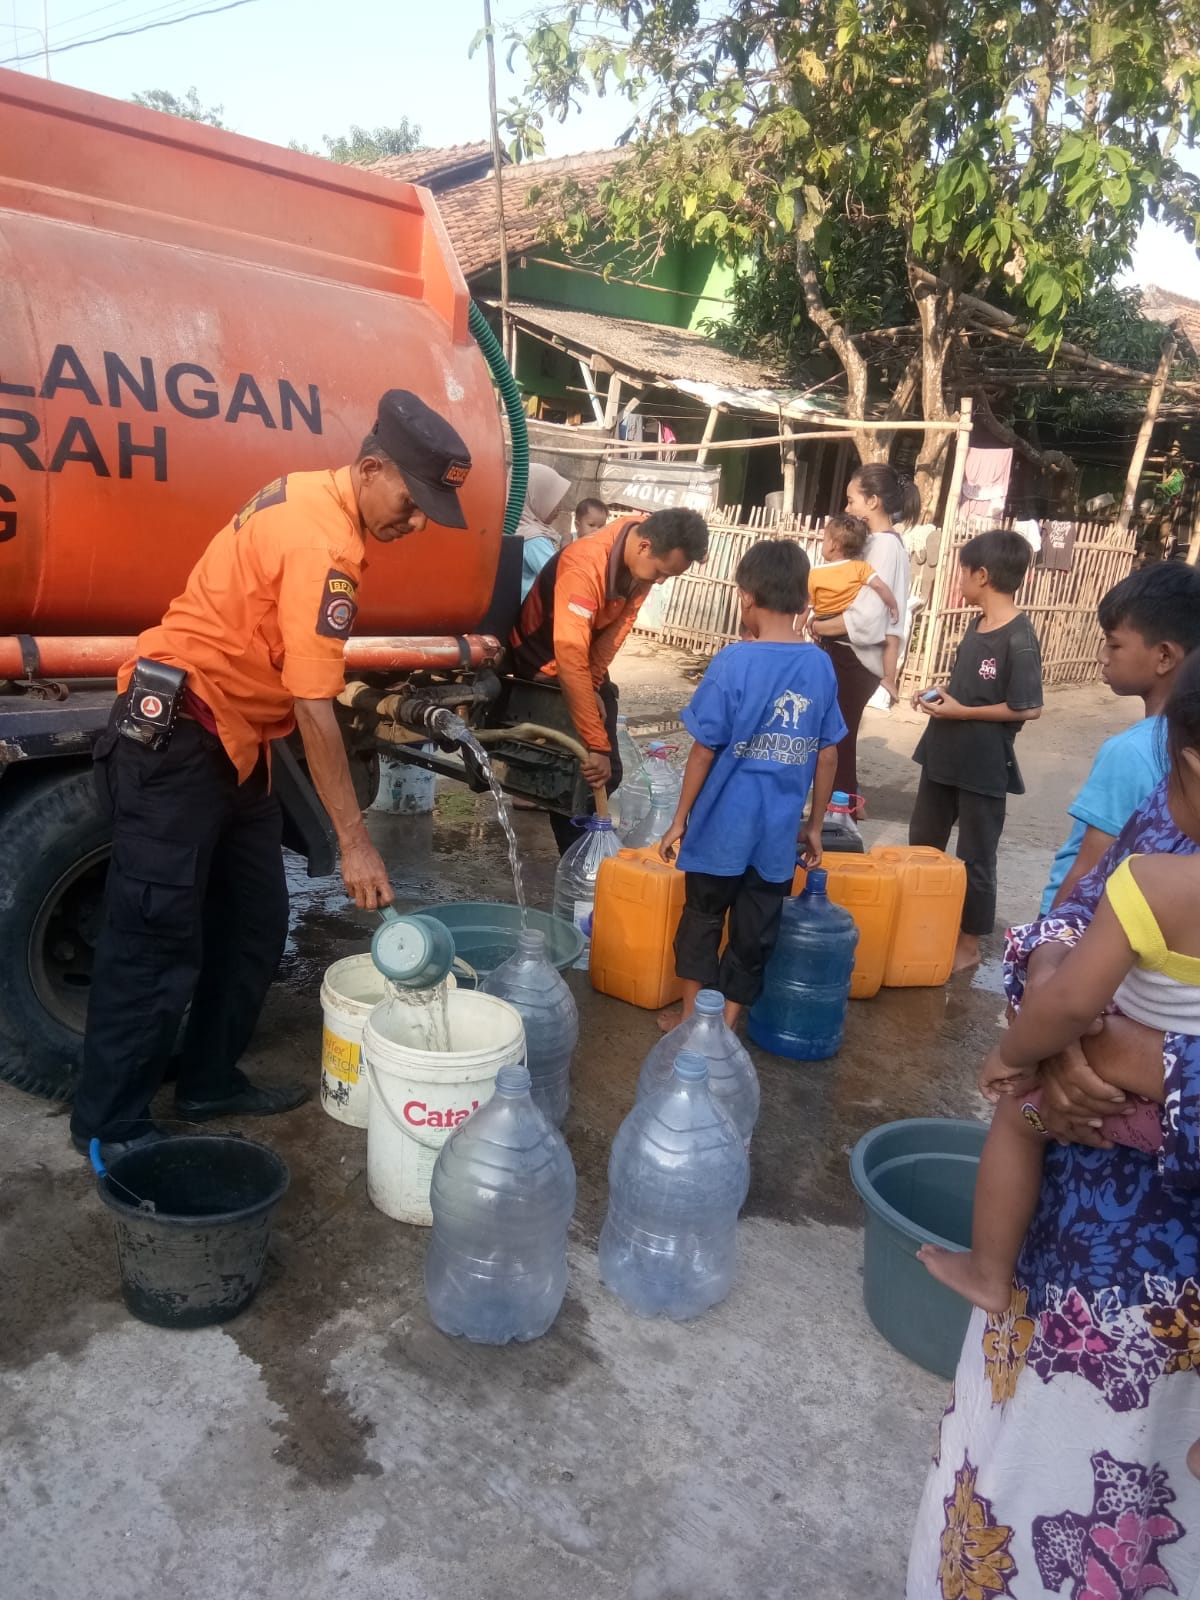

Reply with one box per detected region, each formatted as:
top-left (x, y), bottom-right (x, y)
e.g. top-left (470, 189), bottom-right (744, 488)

top-left (636, 988), bottom-right (760, 1151)
top-left (425, 1065), bottom-right (577, 1344)
top-left (747, 869), bottom-right (859, 1060)
top-left (599, 1050), bottom-right (749, 1321)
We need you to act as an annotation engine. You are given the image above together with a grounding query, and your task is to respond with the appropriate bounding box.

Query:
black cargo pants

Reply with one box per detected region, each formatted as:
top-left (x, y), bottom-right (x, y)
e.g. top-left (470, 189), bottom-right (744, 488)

top-left (548, 677), bottom-right (623, 856)
top-left (70, 714), bottom-right (290, 1143)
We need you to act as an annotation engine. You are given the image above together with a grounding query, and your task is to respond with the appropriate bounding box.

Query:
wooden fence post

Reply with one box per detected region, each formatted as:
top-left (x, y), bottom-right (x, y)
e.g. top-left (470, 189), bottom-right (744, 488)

top-left (915, 396), bottom-right (973, 687)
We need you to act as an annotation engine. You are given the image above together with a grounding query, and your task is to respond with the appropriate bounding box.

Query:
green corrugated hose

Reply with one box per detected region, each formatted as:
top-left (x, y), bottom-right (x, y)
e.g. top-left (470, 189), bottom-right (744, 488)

top-left (469, 300), bottom-right (528, 539)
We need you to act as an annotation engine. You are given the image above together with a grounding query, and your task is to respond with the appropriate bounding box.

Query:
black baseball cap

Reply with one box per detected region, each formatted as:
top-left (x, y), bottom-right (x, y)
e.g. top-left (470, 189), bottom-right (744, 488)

top-left (371, 389), bottom-right (472, 529)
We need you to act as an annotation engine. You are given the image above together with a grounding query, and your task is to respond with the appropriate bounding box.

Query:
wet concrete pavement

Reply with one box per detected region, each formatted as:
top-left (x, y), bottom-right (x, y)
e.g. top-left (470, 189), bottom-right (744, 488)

top-left (0, 773), bottom-right (1011, 1600)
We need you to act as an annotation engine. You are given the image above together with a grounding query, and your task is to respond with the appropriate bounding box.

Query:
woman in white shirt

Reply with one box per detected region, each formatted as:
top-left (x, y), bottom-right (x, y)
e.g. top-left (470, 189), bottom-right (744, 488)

top-left (809, 464), bottom-right (917, 816)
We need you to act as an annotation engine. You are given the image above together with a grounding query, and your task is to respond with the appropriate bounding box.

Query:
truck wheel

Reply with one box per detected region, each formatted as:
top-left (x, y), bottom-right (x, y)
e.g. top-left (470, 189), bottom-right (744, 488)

top-left (0, 767), bottom-right (111, 1101)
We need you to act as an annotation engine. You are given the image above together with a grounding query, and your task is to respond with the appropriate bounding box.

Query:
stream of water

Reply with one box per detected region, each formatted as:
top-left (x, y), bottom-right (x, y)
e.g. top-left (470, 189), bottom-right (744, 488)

top-left (456, 729), bottom-right (528, 924)
top-left (385, 975), bottom-right (452, 1052)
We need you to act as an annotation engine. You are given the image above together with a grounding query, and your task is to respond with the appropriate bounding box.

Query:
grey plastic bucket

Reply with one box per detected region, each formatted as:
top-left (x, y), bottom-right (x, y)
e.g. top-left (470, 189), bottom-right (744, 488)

top-left (849, 1117), bottom-right (986, 1379)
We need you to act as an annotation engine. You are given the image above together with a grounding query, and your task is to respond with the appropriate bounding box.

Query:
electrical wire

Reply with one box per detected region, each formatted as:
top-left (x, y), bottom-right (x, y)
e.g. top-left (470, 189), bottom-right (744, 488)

top-left (0, 0), bottom-right (260, 65)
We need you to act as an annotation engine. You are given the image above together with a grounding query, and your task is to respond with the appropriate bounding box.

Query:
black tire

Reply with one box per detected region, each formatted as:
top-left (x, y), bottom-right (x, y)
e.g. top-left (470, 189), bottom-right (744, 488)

top-left (0, 766), bottom-right (112, 1101)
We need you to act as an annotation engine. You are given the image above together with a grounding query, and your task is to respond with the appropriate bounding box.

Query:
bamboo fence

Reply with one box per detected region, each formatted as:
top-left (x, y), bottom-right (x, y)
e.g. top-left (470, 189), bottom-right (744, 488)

top-left (635, 511), bottom-right (1139, 692)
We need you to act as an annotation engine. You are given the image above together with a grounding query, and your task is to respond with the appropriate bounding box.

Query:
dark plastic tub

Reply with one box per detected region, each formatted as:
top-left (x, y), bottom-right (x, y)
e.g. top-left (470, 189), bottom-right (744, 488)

top-left (412, 901), bottom-right (584, 981)
top-left (849, 1118), bottom-right (986, 1379)
top-left (97, 1135), bottom-right (289, 1328)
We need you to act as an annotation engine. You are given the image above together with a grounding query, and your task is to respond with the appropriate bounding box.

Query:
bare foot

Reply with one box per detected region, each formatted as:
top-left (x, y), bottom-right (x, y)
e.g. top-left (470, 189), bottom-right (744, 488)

top-left (656, 1006), bottom-right (683, 1034)
top-left (917, 1244), bottom-right (1013, 1313)
top-left (951, 934), bottom-right (981, 974)
top-left (1188, 1439), bottom-right (1200, 1480)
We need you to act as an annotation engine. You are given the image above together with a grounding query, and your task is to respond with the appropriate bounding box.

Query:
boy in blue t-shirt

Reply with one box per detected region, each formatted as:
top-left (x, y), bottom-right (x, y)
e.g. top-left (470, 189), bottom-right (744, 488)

top-left (1041, 561), bottom-right (1200, 913)
top-left (659, 541), bottom-right (846, 1028)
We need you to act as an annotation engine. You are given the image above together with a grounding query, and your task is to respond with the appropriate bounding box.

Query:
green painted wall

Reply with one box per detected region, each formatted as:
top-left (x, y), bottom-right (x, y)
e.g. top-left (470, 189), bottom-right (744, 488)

top-left (473, 236), bottom-right (738, 331)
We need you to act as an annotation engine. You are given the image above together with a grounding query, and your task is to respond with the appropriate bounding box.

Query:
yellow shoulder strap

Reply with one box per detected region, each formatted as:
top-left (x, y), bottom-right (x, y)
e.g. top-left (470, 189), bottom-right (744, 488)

top-left (1106, 854), bottom-right (1200, 981)
top-left (1105, 856), bottom-right (1168, 969)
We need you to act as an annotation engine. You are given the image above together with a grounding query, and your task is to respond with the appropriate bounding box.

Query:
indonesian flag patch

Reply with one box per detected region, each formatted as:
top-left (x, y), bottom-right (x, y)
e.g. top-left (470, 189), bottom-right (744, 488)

top-left (567, 594), bottom-right (595, 620)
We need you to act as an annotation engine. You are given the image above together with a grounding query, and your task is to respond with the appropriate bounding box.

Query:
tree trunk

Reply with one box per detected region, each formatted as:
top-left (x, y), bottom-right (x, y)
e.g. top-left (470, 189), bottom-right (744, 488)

top-left (910, 269), bottom-right (958, 517)
top-left (795, 226), bottom-right (887, 465)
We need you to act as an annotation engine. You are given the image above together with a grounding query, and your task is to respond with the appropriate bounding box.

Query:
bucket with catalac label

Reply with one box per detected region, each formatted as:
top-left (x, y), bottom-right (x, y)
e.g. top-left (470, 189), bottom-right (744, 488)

top-left (362, 989), bottom-right (525, 1225)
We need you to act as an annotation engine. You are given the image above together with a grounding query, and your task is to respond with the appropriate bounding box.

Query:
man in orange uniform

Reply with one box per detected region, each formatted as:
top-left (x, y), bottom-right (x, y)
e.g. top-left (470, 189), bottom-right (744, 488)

top-left (510, 506), bottom-right (709, 852)
top-left (70, 391), bottom-right (472, 1161)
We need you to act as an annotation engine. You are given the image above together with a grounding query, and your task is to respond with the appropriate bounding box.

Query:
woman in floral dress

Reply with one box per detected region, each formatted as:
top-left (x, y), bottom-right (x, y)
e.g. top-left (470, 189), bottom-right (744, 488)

top-left (907, 776), bottom-right (1200, 1600)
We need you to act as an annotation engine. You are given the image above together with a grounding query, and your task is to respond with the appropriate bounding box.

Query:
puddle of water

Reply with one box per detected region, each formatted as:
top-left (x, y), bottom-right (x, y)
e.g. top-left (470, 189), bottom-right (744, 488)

top-left (970, 957), bottom-right (1007, 997)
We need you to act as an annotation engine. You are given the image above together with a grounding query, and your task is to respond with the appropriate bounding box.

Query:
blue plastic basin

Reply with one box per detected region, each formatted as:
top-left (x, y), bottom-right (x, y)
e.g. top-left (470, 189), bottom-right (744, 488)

top-left (849, 1117), bottom-right (986, 1379)
top-left (411, 901), bottom-right (584, 982)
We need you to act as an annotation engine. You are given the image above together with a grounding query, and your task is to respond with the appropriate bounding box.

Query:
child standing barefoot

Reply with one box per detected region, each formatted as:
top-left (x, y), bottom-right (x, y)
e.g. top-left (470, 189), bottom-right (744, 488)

top-left (919, 651), bottom-right (1200, 1404)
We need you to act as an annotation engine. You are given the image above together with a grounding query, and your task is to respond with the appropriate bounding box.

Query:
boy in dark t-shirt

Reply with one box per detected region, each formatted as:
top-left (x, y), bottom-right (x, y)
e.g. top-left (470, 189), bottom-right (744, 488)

top-left (909, 529), bottom-right (1043, 973)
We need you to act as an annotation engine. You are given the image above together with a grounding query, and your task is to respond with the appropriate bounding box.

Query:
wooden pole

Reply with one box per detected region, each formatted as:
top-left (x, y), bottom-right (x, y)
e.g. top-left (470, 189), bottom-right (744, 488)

top-left (696, 407), bottom-right (720, 465)
top-left (1114, 335), bottom-right (1177, 538)
top-left (603, 375), bottom-right (623, 434)
top-left (482, 0), bottom-right (511, 363)
top-left (781, 422), bottom-right (797, 513)
top-left (920, 396), bottom-right (974, 687)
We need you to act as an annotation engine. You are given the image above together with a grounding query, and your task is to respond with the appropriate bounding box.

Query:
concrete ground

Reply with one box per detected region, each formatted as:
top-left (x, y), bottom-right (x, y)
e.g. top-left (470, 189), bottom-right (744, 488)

top-left (0, 648), bottom-right (1137, 1600)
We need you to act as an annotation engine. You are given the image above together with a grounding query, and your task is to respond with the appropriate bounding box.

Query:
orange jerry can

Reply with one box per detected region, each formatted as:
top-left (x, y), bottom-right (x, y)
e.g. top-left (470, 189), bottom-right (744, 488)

top-left (791, 852), bottom-right (900, 999)
top-left (590, 847), bottom-right (687, 1009)
top-left (868, 846), bottom-right (967, 988)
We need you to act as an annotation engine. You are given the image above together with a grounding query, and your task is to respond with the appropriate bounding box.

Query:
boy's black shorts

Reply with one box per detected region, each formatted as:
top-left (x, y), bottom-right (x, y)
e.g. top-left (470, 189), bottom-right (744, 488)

top-left (674, 867), bottom-right (793, 1006)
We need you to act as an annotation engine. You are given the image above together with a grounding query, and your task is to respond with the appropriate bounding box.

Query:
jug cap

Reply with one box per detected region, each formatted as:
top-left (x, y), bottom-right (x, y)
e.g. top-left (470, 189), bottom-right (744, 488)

top-left (495, 1065), bottom-right (532, 1095)
top-left (831, 790), bottom-right (850, 805)
top-left (674, 1050), bottom-right (709, 1083)
top-left (806, 868), bottom-right (829, 895)
top-left (695, 989), bottom-right (725, 1014)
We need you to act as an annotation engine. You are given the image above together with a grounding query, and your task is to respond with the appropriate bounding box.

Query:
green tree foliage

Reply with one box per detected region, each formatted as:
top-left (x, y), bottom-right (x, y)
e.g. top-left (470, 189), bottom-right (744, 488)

top-left (130, 88), bottom-right (226, 128)
top-left (512, 1), bottom-right (1200, 506)
top-left (289, 122), bottom-right (423, 164)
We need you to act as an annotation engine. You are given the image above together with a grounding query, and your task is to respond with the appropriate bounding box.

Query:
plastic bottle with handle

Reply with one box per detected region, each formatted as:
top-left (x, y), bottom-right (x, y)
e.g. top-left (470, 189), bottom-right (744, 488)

top-left (621, 743), bottom-right (682, 849)
top-left (552, 814), bottom-right (622, 969)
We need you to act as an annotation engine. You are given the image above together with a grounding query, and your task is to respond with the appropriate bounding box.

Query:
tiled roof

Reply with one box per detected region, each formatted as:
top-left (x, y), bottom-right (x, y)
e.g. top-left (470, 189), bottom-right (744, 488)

top-left (435, 148), bottom-right (626, 277)
top-left (362, 141), bottom-right (494, 185)
top-left (1140, 285), bottom-right (1200, 359)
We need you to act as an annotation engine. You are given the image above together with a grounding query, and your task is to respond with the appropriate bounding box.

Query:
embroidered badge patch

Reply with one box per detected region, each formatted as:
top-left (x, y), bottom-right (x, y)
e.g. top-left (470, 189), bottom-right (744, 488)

top-left (233, 476), bottom-right (289, 530)
top-left (567, 594), bottom-right (595, 621)
top-left (316, 569), bottom-right (358, 638)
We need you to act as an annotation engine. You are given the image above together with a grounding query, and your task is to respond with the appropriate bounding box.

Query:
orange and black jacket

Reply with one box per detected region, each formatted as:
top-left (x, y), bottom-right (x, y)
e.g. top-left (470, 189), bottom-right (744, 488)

top-left (509, 515), bottom-right (650, 754)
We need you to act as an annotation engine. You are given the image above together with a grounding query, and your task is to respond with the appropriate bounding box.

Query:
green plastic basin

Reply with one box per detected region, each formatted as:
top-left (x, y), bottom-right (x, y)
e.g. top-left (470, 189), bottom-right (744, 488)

top-left (411, 901), bottom-right (585, 982)
top-left (849, 1117), bottom-right (986, 1379)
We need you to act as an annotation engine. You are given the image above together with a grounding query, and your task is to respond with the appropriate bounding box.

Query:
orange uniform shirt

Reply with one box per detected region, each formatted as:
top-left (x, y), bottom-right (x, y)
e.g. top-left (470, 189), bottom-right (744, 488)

top-left (510, 515), bottom-right (650, 753)
top-left (120, 468), bottom-right (364, 781)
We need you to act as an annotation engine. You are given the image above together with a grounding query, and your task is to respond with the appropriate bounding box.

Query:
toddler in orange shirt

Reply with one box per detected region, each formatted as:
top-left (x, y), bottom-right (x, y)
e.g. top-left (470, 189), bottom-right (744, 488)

top-left (808, 513), bottom-right (900, 623)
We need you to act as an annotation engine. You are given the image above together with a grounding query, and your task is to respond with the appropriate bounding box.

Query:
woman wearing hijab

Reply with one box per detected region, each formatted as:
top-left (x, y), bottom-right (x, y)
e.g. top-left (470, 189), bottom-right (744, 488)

top-left (514, 464), bottom-right (572, 600)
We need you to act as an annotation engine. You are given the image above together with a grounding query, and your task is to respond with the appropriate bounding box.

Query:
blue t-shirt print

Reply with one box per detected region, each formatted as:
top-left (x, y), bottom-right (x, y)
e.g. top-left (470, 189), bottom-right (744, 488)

top-left (677, 641), bottom-right (847, 882)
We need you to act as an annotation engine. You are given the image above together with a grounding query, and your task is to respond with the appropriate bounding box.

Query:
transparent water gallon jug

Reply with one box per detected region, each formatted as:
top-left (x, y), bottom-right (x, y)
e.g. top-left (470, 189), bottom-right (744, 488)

top-left (425, 1065), bottom-right (577, 1344)
top-left (480, 929), bottom-right (579, 1125)
top-left (553, 815), bottom-right (622, 969)
top-left (621, 743), bottom-right (682, 849)
top-left (612, 716), bottom-right (652, 836)
top-left (821, 789), bottom-right (863, 853)
top-left (637, 988), bottom-right (760, 1151)
top-left (748, 868), bottom-right (859, 1061)
top-left (599, 1050), bottom-right (749, 1321)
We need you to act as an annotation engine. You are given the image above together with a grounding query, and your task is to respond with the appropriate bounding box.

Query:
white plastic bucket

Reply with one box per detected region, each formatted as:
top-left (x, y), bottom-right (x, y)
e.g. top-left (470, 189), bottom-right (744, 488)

top-left (363, 990), bottom-right (525, 1225)
top-left (370, 752), bottom-right (436, 815)
top-left (320, 954), bottom-right (388, 1128)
